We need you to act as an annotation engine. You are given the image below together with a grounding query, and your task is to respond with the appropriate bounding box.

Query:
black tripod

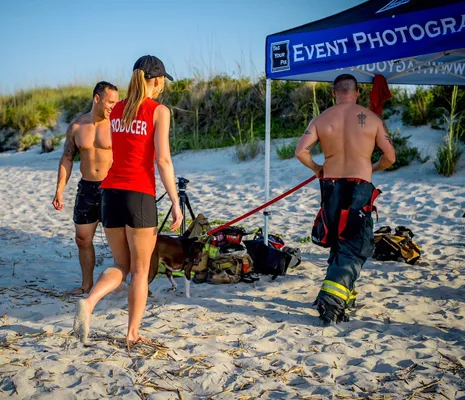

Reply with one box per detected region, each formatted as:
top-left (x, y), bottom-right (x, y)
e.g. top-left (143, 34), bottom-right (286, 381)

top-left (158, 177), bottom-right (196, 235)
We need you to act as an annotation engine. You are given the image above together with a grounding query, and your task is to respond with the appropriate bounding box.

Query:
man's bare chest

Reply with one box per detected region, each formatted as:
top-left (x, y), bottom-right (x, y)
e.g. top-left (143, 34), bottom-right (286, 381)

top-left (75, 124), bottom-right (111, 151)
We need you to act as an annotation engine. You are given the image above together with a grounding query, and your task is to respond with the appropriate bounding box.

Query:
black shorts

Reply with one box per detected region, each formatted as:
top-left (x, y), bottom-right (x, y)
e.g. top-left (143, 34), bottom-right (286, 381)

top-left (101, 189), bottom-right (158, 229)
top-left (73, 179), bottom-right (103, 225)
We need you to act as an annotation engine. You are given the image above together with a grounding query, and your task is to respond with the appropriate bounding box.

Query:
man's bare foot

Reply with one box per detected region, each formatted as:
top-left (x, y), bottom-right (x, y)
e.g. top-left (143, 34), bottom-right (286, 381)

top-left (70, 286), bottom-right (92, 296)
top-left (73, 299), bottom-right (91, 344)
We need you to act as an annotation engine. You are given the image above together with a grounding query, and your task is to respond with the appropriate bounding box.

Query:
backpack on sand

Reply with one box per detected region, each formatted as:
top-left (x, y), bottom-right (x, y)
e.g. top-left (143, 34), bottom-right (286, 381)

top-left (243, 239), bottom-right (302, 281)
top-left (373, 226), bottom-right (421, 265)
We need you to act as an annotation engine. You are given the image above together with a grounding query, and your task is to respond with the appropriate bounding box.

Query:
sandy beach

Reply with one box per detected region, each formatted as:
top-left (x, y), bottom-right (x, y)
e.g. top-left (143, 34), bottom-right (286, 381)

top-left (1, 115), bottom-right (465, 399)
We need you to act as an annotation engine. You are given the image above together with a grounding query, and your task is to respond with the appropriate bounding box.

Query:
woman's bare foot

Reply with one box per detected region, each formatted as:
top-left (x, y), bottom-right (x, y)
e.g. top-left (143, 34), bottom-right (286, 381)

top-left (126, 336), bottom-right (151, 353)
top-left (73, 299), bottom-right (91, 344)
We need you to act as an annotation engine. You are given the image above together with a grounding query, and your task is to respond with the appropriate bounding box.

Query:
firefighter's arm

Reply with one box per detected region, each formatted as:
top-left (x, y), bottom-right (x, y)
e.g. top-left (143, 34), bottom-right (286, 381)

top-left (295, 120), bottom-right (323, 177)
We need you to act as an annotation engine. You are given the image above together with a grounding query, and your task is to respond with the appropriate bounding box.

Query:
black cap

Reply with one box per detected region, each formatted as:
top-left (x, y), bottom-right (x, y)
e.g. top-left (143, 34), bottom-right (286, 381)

top-left (133, 55), bottom-right (173, 81)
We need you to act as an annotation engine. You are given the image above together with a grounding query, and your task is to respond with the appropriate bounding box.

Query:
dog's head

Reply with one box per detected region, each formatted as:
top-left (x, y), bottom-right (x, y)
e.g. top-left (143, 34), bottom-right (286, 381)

top-left (186, 240), bottom-right (206, 266)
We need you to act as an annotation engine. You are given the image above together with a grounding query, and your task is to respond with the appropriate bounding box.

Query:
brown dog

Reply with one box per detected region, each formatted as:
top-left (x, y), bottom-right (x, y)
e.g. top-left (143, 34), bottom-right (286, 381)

top-left (148, 235), bottom-right (204, 298)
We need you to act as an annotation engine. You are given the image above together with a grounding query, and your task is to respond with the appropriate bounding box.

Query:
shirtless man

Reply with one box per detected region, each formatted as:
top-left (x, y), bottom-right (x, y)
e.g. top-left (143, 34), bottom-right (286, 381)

top-left (52, 81), bottom-right (119, 294)
top-left (295, 74), bottom-right (396, 325)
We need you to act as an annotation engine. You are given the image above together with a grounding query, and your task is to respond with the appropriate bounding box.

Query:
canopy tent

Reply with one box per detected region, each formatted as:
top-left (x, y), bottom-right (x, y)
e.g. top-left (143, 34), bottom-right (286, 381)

top-left (262, 0), bottom-right (465, 243)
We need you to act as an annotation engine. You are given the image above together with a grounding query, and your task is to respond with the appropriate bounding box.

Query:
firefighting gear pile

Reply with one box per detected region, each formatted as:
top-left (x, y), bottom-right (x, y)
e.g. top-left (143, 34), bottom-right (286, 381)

top-left (192, 226), bottom-right (256, 284)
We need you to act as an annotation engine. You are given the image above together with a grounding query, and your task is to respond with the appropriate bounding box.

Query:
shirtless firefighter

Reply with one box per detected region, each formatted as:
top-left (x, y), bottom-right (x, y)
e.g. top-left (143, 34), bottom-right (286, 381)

top-left (52, 81), bottom-right (119, 294)
top-left (296, 74), bottom-right (396, 326)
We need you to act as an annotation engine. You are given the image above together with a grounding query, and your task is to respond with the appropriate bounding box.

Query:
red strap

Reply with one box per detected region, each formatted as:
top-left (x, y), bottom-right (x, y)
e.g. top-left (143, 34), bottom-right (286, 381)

top-left (371, 188), bottom-right (382, 205)
top-left (207, 175), bottom-right (317, 236)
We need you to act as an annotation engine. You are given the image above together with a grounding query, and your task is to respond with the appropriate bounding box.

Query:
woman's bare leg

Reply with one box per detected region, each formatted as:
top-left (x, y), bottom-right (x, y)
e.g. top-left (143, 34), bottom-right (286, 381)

top-left (125, 226), bottom-right (157, 343)
top-left (73, 227), bottom-right (130, 343)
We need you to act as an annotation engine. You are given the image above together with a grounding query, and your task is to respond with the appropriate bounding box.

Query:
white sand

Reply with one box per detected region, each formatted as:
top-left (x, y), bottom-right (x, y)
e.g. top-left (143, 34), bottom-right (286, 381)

top-left (1, 119), bottom-right (465, 399)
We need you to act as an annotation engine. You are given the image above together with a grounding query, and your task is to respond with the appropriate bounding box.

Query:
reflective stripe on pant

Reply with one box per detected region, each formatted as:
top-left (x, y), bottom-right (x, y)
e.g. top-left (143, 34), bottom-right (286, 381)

top-left (320, 280), bottom-right (358, 305)
top-left (316, 179), bottom-right (376, 312)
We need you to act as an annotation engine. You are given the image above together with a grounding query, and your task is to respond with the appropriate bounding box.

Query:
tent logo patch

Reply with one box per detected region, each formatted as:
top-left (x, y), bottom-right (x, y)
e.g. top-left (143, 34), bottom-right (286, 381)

top-left (376, 0), bottom-right (410, 14)
top-left (271, 41), bottom-right (290, 72)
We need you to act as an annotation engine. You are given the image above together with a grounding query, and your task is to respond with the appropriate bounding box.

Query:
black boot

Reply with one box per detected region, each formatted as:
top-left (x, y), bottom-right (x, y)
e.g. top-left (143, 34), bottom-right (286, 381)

top-left (314, 298), bottom-right (349, 326)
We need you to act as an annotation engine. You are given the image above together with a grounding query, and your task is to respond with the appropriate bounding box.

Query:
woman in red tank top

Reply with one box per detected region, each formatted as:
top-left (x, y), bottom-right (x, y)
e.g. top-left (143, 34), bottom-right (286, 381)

top-left (73, 55), bottom-right (183, 346)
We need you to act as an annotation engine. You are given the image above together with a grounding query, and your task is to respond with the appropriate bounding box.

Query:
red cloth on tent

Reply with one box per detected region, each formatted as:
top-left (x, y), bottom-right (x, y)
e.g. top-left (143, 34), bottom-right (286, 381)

top-left (369, 75), bottom-right (391, 116)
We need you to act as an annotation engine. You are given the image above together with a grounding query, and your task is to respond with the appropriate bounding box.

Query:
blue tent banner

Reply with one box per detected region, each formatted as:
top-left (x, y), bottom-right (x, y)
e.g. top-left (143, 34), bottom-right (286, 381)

top-left (266, 0), bottom-right (465, 85)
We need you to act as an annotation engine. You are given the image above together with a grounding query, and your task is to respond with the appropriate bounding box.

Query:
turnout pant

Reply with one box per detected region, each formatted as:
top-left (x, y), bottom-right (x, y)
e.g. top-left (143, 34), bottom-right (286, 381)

top-left (314, 178), bottom-right (380, 314)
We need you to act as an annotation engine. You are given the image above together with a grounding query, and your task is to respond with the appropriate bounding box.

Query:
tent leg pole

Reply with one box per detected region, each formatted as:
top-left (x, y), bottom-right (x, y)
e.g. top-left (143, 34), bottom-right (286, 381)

top-left (264, 78), bottom-right (271, 247)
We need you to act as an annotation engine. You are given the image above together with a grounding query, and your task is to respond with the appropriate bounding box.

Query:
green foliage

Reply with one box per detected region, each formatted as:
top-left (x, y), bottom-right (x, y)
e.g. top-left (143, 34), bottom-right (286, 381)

top-left (18, 133), bottom-right (41, 151)
top-left (60, 94), bottom-right (92, 123)
top-left (384, 88), bottom-right (410, 109)
top-left (402, 88), bottom-right (436, 126)
top-left (276, 141), bottom-right (297, 160)
top-left (0, 87), bottom-right (86, 133)
top-left (0, 85), bottom-right (126, 151)
top-left (3, 81), bottom-right (463, 160)
top-left (435, 86), bottom-right (463, 177)
top-left (400, 87), bottom-right (456, 128)
top-left (430, 85), bottom-right (465, 142)
top-left (209, 219), bottom-right (228, 226)
top-left (297, 236), bottom-right (312, 243)
top-left (235, 141), bottom-right (263, 161)
top-left (51, 135), bottom-right (63, 148)
top-left (160, 76), bottom-right (334, 151)
top-left (275, 140), bottom-right (322, 160)
top-left (357, 84), bottom-right (372, 109)
top-left (372, 128), bottom-right (426, 171)
top-left (435, 140), bottom-right (462, 177)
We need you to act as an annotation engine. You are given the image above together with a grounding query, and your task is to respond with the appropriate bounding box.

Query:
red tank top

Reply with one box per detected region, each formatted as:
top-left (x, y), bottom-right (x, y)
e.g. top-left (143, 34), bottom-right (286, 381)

top-left (101, 98), bottom-right (160, 196)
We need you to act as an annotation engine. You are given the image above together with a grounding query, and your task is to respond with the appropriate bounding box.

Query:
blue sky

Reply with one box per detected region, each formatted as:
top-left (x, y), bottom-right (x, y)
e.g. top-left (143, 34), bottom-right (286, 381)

top-left (0, 0), bottom-right (365, 94)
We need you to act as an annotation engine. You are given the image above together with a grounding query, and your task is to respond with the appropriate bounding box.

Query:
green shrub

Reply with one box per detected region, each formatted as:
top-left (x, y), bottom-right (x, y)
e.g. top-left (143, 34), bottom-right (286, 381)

top-left (435, 139), bottom-right (462, 177)
top-left (431, 122), bottom-right (444, 130)
top-left (18, 133), bottom-right (41, 151)
top-left (372, 128), bottom-right (426, 170)
top-left (36, 103), bottom-right (59, 127)
top-left (14, 105), bottom-right (42, 133)
top-left (6, 81), bottom-right (460, 157)
top-left (402, 88), bottom-right (433, 126)
top-left (170, 135), bottom-right (188, 155)
top-left (435, 86), bottom-right (463, 177)
top-left (276, 141), bottom-right (297, 160)
top-left (235, 141), bottom-right (263, 161)
top-left (51, 135), bottom-right (63, 148)
top-left (60, 94), bottom-right (92, 123)
top-left (430, 85), bottom-right (465, 142)
top-left (402, 88), bottom-right (437, 126)
top-left (384, 88), bottom-right (410, 109)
